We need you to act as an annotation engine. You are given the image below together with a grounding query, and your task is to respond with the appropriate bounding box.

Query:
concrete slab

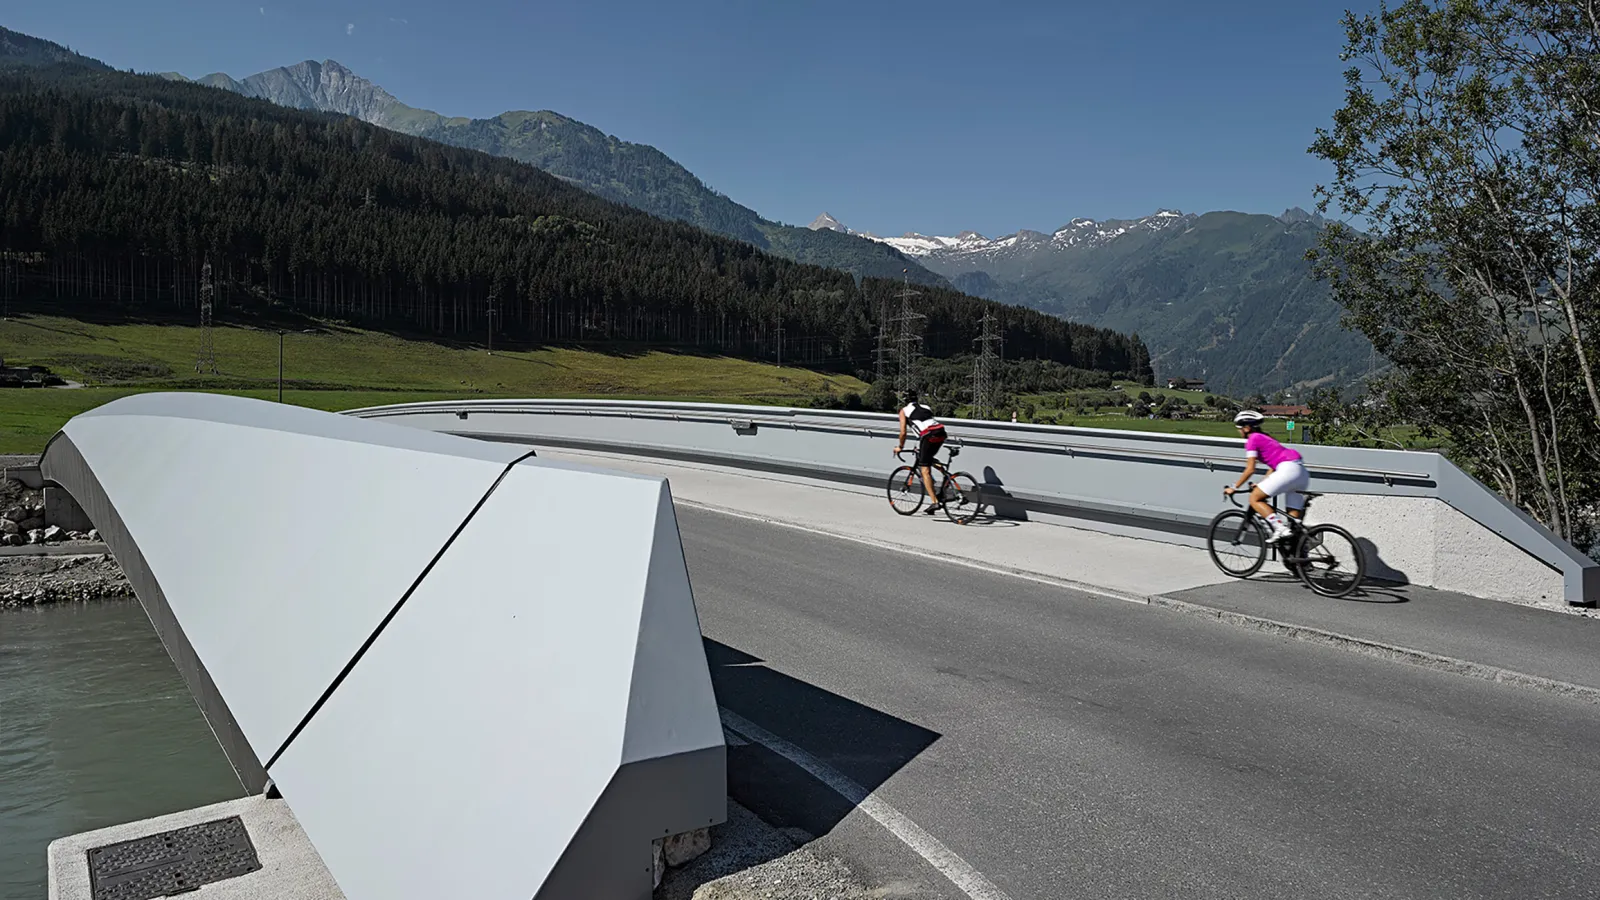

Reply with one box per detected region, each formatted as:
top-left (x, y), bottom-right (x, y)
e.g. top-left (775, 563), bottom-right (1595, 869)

top-left (534, 447), bottom-right (1235, 600)
top-left (48, 795), bottom-right (345, 900)
top-left (3, 465), bottom-right (45, 489)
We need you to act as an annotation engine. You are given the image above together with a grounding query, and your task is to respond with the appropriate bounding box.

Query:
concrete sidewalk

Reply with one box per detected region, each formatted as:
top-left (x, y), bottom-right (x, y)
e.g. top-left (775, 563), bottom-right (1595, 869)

top-left (542, 447), bottom-right (1600, 699)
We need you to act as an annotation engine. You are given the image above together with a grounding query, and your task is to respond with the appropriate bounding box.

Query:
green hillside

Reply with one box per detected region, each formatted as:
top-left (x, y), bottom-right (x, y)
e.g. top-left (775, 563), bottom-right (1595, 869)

top-left (145, 51), bottom-right (950, 286)
top-left (0, 312), bottom-right (871, 454)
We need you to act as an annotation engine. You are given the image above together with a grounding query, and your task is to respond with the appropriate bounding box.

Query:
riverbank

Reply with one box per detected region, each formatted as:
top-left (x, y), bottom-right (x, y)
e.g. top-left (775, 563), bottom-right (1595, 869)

top-left (0, 456), bottom-right (129, 606)
top-left (0, 553), bottom-right (131, 607)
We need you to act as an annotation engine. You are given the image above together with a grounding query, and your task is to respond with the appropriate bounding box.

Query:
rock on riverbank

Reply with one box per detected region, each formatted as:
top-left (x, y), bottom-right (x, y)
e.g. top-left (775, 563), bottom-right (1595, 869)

top-left (0, 554), bottom-right (132, 607)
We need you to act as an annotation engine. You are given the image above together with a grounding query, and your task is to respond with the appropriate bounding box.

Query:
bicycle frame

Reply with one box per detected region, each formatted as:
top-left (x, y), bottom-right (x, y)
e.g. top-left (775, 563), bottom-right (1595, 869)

top-left (896, 444), bottom-right (960, 475)
top-left (1228, 483), bottom-right (1313, 565)
top-left (893, 443), bottom-right (983, 514)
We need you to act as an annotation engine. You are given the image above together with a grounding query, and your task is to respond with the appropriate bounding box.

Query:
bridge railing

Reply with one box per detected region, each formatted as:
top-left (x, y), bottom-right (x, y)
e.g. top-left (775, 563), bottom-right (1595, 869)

top-left (344, 399), bottom-right (1598, 608)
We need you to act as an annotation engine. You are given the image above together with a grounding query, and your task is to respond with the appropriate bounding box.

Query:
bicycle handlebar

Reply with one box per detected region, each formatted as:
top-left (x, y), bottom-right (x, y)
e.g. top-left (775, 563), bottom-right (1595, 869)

top-left (896, 447), bottom-right (955, 463)
top-left (1225, 482), bottom-right (1258, 507)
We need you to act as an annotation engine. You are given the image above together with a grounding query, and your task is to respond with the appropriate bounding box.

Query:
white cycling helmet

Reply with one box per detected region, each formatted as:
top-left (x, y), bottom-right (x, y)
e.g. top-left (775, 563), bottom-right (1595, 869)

top-left (1233, 410), bottom-right (1266, 426)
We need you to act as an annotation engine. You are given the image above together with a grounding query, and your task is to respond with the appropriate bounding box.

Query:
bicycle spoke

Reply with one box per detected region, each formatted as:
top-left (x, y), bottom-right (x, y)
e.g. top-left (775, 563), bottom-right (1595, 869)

top-left (885, 466), bottom-right (925, 515)
top-left (1297, 525), bottom-right (1365, 597)
top-left (941, 471), bottom-right (982, 524)
top-left (1207, 510), bottom-right (1266, 577)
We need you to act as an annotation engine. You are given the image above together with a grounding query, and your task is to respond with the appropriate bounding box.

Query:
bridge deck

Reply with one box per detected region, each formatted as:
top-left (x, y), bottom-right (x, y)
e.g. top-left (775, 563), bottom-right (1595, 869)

top-left (541, 447), bottom-right (1600, 696)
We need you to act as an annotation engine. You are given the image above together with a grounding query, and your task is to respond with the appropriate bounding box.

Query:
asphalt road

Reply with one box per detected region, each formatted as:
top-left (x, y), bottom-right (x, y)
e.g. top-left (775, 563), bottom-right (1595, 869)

top-left (679, 505), bottom-right (1600, 900)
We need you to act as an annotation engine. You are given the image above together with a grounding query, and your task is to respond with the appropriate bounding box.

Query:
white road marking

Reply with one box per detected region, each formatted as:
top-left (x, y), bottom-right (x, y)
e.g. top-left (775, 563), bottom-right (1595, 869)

top-left (678, 497), bottom-right (1150, 606)
top-left (720, 707), bottom-right (1015, 900)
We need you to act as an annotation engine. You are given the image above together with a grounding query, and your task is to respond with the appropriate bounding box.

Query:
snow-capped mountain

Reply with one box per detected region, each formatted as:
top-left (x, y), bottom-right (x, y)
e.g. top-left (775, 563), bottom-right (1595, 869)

top-left (810, 206), bottom-right (1366, 395)
top-left (811, 209), bottom-right (1196, 262)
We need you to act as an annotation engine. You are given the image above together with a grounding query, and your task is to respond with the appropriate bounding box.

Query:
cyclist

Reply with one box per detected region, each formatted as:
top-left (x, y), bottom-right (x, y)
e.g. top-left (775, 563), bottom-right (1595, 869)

top-left (1224, 409), bottom-right (1308, 543)
top-left (893, 389), bottom-right (948, 515)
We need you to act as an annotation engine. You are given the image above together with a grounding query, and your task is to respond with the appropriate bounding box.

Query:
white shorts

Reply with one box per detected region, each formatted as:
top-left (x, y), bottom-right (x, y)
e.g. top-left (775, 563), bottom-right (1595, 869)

top-left (1258, 459), bottom-right (1310, 511)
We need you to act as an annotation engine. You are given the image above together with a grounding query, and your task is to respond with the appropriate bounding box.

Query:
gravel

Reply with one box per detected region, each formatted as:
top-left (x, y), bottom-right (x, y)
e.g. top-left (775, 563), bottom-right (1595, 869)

top-left (658, 802), bottom-right (879, 900)
top-left (0, 553), bottom-right (132, 606)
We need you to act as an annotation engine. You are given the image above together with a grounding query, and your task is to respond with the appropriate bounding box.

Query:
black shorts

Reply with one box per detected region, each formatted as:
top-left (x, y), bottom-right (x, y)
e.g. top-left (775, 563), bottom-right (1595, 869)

top-left (914, 431), bottom-right (946, 467)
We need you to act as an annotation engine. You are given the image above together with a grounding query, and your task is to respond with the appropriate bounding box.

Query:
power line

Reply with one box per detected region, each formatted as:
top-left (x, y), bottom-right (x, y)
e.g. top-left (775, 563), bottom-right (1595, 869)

top-left (872, 279), bottom-right (891, 385)
top-left (890, 269), bottom-right (925, 394)
top-left (195, 260), bottom-right (217, 374)
top-left (971, 310), bottom-right (1003, 418)
top-left (486, 286), bottom-right (498, 355)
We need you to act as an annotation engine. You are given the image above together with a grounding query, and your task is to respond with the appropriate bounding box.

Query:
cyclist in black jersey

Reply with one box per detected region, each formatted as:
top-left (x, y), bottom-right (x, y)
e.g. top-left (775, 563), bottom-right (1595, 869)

top-left (893, 390), bottom-right (948, 515)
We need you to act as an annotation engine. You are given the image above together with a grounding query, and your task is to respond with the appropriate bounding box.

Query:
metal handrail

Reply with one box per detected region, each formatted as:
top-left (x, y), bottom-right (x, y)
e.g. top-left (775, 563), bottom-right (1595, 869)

top-left (346, 402), bottom-right (1434, 483)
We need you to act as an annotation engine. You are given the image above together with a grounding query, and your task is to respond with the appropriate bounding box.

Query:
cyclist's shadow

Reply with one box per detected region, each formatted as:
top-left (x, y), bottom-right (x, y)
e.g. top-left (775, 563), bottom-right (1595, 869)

top-left (962, 466), bottom-right (1023, 527)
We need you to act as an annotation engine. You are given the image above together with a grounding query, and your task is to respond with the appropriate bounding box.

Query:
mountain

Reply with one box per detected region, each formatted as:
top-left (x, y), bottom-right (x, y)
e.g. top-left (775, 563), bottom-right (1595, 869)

top-left (161, 59), bottom-right (442, 133)
top-left (810, 212), bottom-right (850, 233)
top-left (181, 59), bottom-right (946, 286)
top-left (0, 55), bottom-right (1151, 387)
top-left (0, 26), bottom-right (109, 70)
top-left (816, 208), bottom-right (1369, 395)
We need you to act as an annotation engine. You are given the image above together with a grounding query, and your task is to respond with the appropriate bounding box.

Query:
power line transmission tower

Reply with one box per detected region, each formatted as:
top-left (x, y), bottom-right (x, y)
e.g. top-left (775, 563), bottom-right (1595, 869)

top-left (195, 260), bottom-right (217, 374)
top-left (486, 286), bottom-right (498, 355)
top-left (872, 286), bottom-right (892, 386)
top-left (971, 310), bottom-right (1003, 418)
top-left (890, 270), bottom-right (924, 394)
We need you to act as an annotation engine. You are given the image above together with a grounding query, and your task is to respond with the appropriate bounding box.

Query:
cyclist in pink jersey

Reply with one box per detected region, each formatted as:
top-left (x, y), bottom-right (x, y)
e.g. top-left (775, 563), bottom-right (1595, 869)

top-left (1223, 410), bottom-right (1309, 543)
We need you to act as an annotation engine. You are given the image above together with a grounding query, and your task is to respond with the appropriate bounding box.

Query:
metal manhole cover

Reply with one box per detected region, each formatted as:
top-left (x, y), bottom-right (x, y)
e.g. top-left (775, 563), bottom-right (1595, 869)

top-left (87, 815), bottom-right (262, 900)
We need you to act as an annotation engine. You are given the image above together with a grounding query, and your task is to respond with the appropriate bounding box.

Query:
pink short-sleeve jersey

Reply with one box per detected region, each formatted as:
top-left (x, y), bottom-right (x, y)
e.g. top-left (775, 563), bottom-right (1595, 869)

top-left (1245, 431), bottom-right (1302, 469)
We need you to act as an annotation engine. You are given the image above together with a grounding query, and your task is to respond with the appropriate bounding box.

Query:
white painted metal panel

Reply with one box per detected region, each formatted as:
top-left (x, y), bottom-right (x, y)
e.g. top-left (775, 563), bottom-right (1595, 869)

top-left (267, 458), bottom-right (717, 899)
top-left (622, 494), bottom-right (722, 764)
top-left (57, 394), bottom-right (532, 759)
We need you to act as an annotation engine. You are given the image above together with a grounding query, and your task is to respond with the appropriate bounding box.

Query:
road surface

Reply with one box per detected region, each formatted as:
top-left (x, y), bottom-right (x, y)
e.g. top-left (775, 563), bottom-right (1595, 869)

top-left (680, 505), bottom-right (1600, 900)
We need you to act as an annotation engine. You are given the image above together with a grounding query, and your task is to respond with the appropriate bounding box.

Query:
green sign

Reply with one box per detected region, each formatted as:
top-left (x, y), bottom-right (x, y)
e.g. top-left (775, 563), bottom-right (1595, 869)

top-left (1286, 420), bottom-right (1296, 431)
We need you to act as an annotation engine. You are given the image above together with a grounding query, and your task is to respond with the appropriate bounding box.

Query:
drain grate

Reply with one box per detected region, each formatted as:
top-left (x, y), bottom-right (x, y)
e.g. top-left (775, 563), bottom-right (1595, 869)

top-left (87, 815), bottom-right (262, 900)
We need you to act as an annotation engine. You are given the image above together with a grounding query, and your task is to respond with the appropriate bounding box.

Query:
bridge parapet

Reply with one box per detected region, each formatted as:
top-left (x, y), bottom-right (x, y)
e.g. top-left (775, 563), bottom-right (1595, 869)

top-left (344, 399), bottom-right (1596, 608)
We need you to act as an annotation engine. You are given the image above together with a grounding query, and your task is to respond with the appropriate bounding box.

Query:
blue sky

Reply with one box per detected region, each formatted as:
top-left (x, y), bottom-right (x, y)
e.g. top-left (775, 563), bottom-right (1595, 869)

top-left (7, 1), bottom-right (1355, 238)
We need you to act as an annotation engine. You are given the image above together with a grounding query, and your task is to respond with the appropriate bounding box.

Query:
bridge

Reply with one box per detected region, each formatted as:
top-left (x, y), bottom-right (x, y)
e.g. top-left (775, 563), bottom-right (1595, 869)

top-left (34, 393), bottom-right (1600, 900)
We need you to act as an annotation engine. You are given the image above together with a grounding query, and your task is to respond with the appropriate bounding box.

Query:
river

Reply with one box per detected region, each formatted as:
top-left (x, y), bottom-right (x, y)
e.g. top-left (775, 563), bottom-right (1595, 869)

top-left (0, 601), bottom-right (244, 898)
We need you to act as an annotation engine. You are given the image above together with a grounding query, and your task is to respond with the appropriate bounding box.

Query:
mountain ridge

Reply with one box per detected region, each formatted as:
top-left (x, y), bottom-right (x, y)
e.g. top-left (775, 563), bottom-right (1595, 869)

top-left (0, 27), bottom-right (109, 70)
top-left (177, 58), bottom-right (948, 285)
top-left (810, 208), bottom-right (1366, 395)
top-left (0, 55), bottom-right (1152, 385)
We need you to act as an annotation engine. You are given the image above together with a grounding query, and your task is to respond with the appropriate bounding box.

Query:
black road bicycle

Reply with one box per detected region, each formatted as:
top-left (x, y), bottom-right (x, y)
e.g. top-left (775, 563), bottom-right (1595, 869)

top-left (887, 444), bottom-right (986, 524)
top-left (1206, 483), bottom-right (1367, 598)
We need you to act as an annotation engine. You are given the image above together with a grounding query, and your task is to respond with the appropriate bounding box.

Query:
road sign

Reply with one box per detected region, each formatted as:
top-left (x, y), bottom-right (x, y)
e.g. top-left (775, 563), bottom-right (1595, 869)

top-left (1286, 420), bottom-right (1296, 431)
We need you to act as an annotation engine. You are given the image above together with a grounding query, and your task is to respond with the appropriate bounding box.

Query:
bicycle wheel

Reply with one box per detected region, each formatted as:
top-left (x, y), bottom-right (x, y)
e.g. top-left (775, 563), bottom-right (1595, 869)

top-left (1207, 509), bottom-right (1267, 577)
top-left (1295, 524), bottom-right (1365, 598)
top-left (886, 466), bottom-right (925, 515)
top-left (941, 471), bottom-right (984, 524)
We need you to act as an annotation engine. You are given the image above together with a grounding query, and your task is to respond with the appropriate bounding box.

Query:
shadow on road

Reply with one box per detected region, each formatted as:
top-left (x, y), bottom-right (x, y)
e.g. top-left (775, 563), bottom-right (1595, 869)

top-left (705, 636), bottom-right (940, 845)
top-left (657, 637), bottom-right (940, 896)
top-left (1240, 568), bottom-right (1411, 604)
top-left (1343, 578), bottom-right (1414, 604)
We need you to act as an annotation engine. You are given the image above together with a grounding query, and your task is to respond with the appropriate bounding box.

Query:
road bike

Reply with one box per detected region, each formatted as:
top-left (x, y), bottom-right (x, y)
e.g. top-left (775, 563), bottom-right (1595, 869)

top-left (1205, 483), bottom-right (1366, 598)
top-left (887, 444), bottom-right (986, 524)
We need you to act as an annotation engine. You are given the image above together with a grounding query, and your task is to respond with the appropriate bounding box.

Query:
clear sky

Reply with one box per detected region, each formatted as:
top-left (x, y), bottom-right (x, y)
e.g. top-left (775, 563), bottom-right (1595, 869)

top-left (7, 1), bottom-right (1356, 238)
